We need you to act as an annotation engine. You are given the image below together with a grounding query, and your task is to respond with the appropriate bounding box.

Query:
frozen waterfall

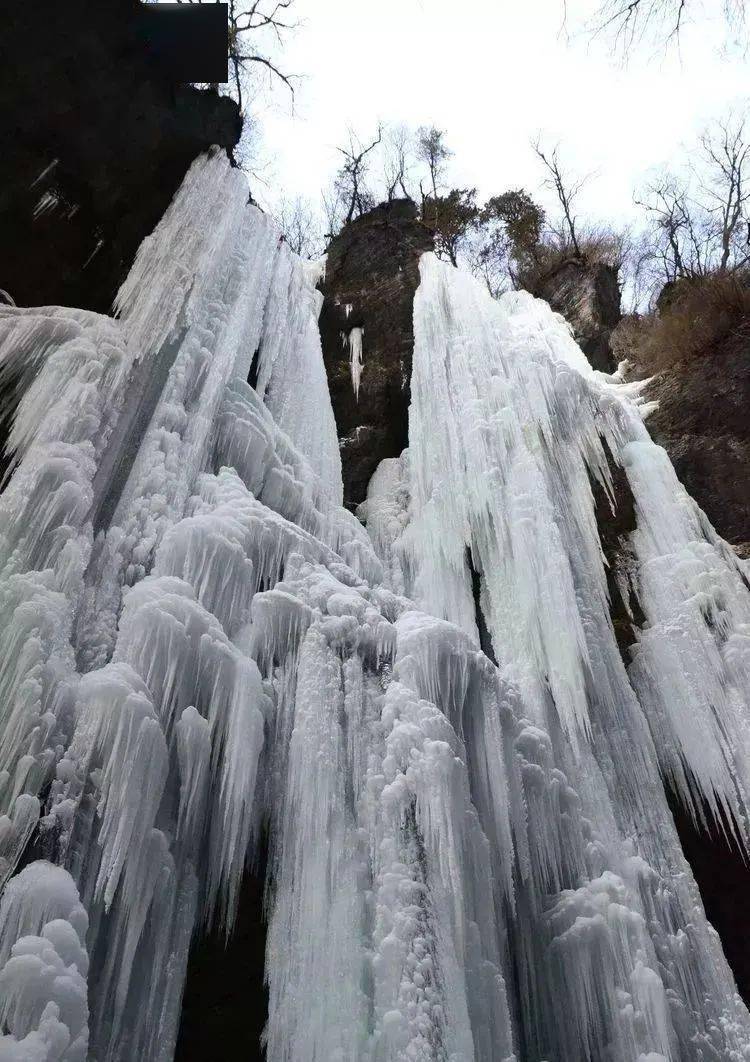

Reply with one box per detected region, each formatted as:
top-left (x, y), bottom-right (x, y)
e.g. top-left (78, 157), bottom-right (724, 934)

top-left (1, 148), bottom-right (750, 1061)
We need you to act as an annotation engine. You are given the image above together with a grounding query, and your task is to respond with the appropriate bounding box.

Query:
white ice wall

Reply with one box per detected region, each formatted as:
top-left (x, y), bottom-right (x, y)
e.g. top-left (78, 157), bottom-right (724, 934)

top-left (2, 154), bottom-right (750, 1062)
top-left (362, 251), bottom-right (750, 1060)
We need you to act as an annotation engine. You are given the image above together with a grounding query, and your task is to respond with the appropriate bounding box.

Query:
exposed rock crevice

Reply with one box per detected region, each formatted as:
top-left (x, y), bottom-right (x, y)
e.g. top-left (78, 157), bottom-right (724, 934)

top-left (590, 442), bottom-right (646, 665)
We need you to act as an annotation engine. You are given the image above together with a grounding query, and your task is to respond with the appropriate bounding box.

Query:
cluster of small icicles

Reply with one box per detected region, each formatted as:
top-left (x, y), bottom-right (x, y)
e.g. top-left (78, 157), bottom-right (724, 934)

top-left (1, 150), bottom-right (750, 1062)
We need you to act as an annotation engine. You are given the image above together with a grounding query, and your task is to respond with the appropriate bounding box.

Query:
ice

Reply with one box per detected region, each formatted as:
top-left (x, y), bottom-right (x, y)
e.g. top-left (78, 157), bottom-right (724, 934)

top-left (263, 623), bottom-right (369, 1062)
top-left (3, 151), bottom-right (750, 1062)
top-left (174, 706), bottom-right (211, 852)
top-left (622, 437), bottom-right (750, 835)
top-left (357, 454), bottom-right (411, 595)
top-left (0, 862), bottom-right (88, 1062)
top-left (46, 663), bottom-right (167, 909)
top-left (546, 872), bottom-right (675, 1061)
top-left (362, 250), bottom-right (750, 1059)
top-left (254, 243), bottom-right (342, 503)
top-left (259, 571), bottom-right (514, 1062)
top-left (346, 326), bottom-right (365, 400)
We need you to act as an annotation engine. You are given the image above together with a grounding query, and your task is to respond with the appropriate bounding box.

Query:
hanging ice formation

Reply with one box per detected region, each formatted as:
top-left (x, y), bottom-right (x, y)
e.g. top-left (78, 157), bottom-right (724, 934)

top-left (341, 324), bottom-right (365, 401)
top-left (348, 326), bottom-right (365, 400)
top-left (2, 146), bottom-right (750, 1062)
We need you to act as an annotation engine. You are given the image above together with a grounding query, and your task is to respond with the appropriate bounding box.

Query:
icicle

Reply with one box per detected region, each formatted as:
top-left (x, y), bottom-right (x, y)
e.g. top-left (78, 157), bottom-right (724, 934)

top-left (254, 244), bottom-right (343, 503)
top-left (398, 252), bottom-right (750, 1058)
top-left (264, 624), bottom-right (370, 1062)
top-left (357, 452), bottom-right (411, 595)
top-left (174, 706), bottom-right (211, 854)
top-left (347, 326), bottom-right (364, 400)
top-left (46, 662), bottom-right (168, 910)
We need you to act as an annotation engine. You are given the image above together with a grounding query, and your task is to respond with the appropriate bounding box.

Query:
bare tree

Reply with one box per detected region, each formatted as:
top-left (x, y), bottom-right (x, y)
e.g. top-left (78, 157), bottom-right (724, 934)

top-left (468, 190), bottom-right (546, 295)
top-left (699, 114), bottom-right (750, 273)
top-left (321, 184), bottom-right (347, 241)
top-left (635, 176), bottom-right (696, 282)
top-left (332, 126), bottom-right (384, 227)
top-left (635, 113), bottom-right (750, 295)
top-left (274, 195), bottom-right (323, 258)
top-left (417, 127), bottom-right (452, 201)
top-left (466, 224), bottom-right (513, 299)
top-left (533, 140), bottom-right (587, 257)
top-left (383, 125), bottom-right (414, 201)
top-left (173, 0), bottom-right (298, 113)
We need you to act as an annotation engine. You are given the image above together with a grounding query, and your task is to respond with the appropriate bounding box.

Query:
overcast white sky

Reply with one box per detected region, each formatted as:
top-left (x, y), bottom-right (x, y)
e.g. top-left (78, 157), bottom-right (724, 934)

top-left (252, 0), bottom-right (748, 225)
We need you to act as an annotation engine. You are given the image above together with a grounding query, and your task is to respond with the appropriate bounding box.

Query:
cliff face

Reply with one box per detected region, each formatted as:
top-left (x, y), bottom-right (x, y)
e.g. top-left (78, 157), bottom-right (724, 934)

top-left (642, 333), bottom-right (750, 990)
top-left (0, 0), bottom-right (241, 313)
top-left (535, 259), bottom-right (750, 554)
top-left (637, 333), bottom-right (750, 556)
top-left (532, 258), bottom-right (622, 372)
top-left (318, 200), bottom-right (434, 509)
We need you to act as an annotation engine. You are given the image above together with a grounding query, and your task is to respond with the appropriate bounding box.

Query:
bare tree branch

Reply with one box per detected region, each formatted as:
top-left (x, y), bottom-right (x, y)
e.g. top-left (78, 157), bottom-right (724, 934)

top-left (335, 127), bottom-right (383, 225)
top-left (383, 125), bottom-right (414, 202)
top-left (591, 0), bottom-right (745, 52)
top-left (274, 194), bottom-right (323, 258)
top-left (633, 112), bottom-right (750, 300)
top-left (533, 139), bottom-right (589, 257)
top-left (167, 0), bottom-right (298, 114)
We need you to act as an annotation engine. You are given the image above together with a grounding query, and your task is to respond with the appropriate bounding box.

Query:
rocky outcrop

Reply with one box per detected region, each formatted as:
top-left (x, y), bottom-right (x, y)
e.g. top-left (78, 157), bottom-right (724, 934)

top-left (0, 0), bottom-right (241, 313)
top-left (637, 334), bottom-right (750, 556)
top-left (318, 200), bottom-right (434, 509)
top-left (531, 258), bottom-right (621, 372)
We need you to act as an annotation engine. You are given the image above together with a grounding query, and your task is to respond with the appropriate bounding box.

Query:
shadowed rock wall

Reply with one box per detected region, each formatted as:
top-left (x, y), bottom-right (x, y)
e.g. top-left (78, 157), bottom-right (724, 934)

top-left (640, 335), bottom-right (750, 557)
top-left (318, 200), bottom-right (434, 509)
top-left (532, 258), bottom-right (622, 372)
top-left (0, 0), bottom-right (241, 313)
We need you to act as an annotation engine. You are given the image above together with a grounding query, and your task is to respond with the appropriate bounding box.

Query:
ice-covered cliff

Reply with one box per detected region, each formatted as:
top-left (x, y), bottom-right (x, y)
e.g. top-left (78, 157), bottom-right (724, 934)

top-left (2, 149), bottom-right (750, 1062)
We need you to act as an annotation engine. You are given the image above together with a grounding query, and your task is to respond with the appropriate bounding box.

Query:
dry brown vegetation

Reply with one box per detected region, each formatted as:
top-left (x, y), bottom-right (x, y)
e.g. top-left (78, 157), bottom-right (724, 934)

top-left (516, 228), bottom-right (626, 293)
top-left (612, 272), bottom-right (750, 373)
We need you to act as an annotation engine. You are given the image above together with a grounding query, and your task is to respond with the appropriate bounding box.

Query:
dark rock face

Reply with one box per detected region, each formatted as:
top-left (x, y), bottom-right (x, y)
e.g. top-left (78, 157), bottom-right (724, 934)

top-left (176, 865), bottom-right (267, 1062)
top-left (668, 787), bottom-right (750, 1007)
top-left (318, 200), bottom-right (434, 509)
top-left (532, 259), bottom-right (622, 372)
top-left (640, 336), bottom-right (750, 556)
top-left (0, 0), bottom-right (241, 314)
top-left (590, 441), bottom-right (646, 663)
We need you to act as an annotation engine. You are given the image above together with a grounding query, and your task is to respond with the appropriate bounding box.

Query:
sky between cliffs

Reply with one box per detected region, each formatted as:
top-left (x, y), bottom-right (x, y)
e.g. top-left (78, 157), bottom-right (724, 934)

top-left (254, 0), bottom-right (748, 226)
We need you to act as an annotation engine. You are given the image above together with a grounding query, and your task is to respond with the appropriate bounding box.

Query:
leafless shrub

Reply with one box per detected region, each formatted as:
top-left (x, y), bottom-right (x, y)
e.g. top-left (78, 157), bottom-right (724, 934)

top-left (613, 271), bottom-right (750, 373)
